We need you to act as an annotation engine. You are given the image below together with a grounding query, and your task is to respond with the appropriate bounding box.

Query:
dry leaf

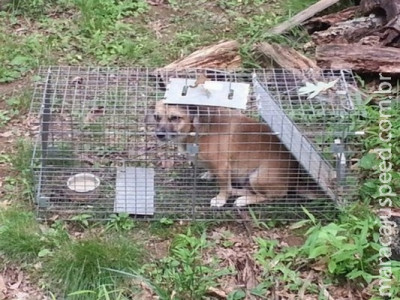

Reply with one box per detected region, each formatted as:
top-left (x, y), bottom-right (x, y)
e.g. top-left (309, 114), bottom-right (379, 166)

top-left (14, 291), bottom-right (30, 300)
top-left (242, 254), bottom-right (258, 290)
top-left (0, 200), bottom-right (12, 208)
top-left (84, 106), bottom-right (105, 123)
top-left (0, 274), bottom-right (6, 294)
top-left (71, 76), bottom-right (83, 84)
top-left (310, 260), bottom-right (326, 272)
top-left (33, 262), bottom-right (42, 270)
top-left (207, 286), bottom-right (228, 299)
top-left (160, 159), bottom-right (174, 169)
top-left (189, 73), bottom-right (208, 88)
top-left (9, 271), bottom-right (23, 290)
top-left (298, 79), bottom-right (339, 99)
top-left (147, 0), bottom-right (165, 6)
top-left (0, 131), bottom-right (13, 138)
top-left (150, 20), bottom-right (169, 39)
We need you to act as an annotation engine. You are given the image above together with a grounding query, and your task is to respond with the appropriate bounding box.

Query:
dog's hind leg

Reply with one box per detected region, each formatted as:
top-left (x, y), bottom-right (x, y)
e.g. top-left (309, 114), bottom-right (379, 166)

top-left (234, 167), bottom-right (289, 207)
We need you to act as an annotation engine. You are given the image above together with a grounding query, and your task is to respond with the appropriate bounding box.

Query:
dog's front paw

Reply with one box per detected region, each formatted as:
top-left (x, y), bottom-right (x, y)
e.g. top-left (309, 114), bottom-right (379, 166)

top-left (210, 196), bottom-right (227, 207)
top-left (234, 196), bottom-right (249, 207)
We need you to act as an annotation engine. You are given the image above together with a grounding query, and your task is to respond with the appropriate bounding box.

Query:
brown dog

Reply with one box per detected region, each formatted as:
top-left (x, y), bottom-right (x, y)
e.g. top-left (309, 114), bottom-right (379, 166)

top-left (153, 100), bottom-right (298, 207)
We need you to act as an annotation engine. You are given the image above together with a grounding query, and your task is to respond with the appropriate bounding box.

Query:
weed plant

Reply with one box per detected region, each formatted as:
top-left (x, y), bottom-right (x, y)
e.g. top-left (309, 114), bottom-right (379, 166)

top-left (144, 227), bottom-right (231, 299)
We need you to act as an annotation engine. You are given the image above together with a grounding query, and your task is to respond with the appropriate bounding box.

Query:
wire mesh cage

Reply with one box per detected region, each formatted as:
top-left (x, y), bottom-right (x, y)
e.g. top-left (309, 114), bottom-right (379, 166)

top-left (30, 67), bottom-right (363, 220)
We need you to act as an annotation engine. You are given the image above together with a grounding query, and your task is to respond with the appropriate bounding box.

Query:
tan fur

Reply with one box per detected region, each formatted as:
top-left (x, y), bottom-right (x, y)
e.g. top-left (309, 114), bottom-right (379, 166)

top-left (153, 100), bottom-right (297, 207)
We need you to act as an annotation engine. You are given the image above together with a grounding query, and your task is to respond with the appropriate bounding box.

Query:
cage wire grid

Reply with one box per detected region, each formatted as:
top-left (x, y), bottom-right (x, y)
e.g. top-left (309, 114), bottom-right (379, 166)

top-left (30, 67), bottom-right (363, 221)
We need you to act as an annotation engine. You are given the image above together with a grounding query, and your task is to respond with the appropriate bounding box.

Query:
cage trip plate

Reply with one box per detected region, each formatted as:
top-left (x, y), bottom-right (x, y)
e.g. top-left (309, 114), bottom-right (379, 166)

top-left (114, 167), bottom-right (155, 215)
top-left (164, 78), bottom-right (250, 109)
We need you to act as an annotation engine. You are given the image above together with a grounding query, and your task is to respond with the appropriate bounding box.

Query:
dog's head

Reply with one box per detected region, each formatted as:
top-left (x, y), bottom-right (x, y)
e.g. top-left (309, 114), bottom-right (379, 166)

top-left (152, 100), bottom-right (195, 142)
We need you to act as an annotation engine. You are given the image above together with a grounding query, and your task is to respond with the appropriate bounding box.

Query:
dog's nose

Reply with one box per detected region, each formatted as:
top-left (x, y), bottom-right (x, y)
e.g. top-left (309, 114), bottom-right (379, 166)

top-left (156, 131), bottom-right (166, 140)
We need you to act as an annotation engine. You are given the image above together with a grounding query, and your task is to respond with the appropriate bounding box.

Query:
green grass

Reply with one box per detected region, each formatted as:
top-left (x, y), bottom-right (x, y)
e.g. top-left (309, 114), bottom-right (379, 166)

top-left (0, 90), bottom-right (32, 128)
top-left (46, 235), bottom-right (146, 299)
top-left (0, 31), bottom-right (51, 83)
top-left (0, 0), bottom-right (328, 81)
top-left (0, 208), bottom-right (43, 262)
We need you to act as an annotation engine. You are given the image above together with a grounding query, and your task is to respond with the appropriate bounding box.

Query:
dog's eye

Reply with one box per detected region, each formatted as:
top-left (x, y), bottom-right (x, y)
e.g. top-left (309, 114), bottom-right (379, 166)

top-left (154, 114), bottom-right (161, 122)
top-left (169, 116), bottom-right (181, 122)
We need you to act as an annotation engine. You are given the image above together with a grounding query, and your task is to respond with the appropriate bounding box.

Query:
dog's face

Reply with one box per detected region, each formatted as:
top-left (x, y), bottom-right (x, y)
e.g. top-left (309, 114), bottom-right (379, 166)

top-left (153, 101), bottom-right (193, 142)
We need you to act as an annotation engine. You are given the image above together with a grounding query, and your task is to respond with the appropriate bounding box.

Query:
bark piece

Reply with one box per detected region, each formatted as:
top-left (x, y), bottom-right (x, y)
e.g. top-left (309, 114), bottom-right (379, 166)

top-left (255, 42), bottom-right (320, 71)
top-left (159, 40), bottom-right (241, 70)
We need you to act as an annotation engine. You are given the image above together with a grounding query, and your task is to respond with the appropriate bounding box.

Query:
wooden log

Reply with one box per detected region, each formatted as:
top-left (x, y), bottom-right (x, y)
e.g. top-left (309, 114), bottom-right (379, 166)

top-left (316, 44), bottom-right (400, 73)
top-left (159, 40), bottom-right (241, 70)
top-left (311, 15), bottom-right (384, 45)
top-left (359, 0), bottom-right (400, 46)
top-left (254, 42), bottom-right (320, 71)
top-left (270, 0), bottom-right (340, 34)
top-left (304, 6), bottom-right (358, 33)
top-left (360, 0), bottom-right (400, 22)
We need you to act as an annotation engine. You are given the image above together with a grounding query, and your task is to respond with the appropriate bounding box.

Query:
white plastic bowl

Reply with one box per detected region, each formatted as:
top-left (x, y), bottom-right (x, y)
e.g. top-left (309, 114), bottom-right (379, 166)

top-left (67, 173), bottom-right (100, 193)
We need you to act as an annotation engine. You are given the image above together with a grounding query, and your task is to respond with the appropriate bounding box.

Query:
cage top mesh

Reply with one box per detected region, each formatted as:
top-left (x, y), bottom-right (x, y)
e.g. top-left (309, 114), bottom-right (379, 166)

top-left (30, 67), bottom-right (363, 221)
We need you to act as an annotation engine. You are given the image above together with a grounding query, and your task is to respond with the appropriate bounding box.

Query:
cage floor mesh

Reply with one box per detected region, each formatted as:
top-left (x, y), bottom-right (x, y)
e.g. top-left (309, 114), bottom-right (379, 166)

top-left (30, 67), bottom-right (362, 220)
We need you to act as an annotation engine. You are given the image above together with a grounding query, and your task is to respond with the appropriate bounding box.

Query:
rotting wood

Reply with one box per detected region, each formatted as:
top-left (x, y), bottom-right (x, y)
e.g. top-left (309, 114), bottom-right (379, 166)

top-left (270, 0), bottom-right (340, 34)
top-left (316, 44), bottom-right (400, 73)
top-left (359, 0), bottom-right (400, 22)
top-left (158, 40), bottom-right (241, 70)
top-left (359, 0), bottom-right (400, 46)
top-left (378, 16), bottom-right (400, 46)
top-left (304, 6), bottom-right (358, 33)
top-left (254, 42), bottom-right (320, 71)
top-left (311, 14), bottom-right (384, 45)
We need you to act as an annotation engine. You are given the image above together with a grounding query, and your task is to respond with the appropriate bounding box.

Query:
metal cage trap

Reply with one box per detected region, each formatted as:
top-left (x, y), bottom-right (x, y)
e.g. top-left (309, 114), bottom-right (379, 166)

top-left (30, 67), bottom-right (363, 221)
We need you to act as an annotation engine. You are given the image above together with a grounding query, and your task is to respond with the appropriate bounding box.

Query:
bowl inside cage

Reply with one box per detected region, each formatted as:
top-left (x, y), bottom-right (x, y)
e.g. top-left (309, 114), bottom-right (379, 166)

top-left (67, 173), bottom-right (101, 193)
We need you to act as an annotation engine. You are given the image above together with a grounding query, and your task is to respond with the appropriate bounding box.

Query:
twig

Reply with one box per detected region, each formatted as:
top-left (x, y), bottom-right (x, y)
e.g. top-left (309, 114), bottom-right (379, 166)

top-left (270, 0), bottom-right (340, 34)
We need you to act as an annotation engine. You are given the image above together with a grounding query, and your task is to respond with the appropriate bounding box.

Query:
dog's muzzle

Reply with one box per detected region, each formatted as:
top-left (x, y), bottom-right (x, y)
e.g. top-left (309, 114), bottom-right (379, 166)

top-left (155, 128), bottom-right (177, 141)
